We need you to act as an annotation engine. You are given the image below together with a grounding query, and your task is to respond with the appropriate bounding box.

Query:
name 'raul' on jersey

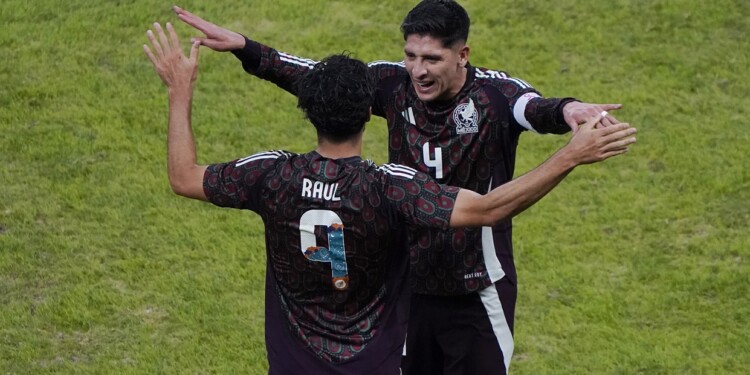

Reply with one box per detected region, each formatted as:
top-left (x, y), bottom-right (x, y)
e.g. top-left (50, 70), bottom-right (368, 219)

top-left (301, 177), bottom-right (341, 201)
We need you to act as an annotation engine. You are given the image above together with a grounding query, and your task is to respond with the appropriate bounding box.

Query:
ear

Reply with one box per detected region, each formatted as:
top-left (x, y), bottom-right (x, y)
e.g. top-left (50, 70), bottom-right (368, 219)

top-left (458, 44), bottom-right (470, 68)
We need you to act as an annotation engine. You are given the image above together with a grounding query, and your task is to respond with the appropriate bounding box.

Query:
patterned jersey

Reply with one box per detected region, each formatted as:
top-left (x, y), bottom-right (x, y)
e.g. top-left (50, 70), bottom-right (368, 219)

top-left (231, 39), bottom-right (575, 296)
top-left (203, 150), bottom-right (458, 368)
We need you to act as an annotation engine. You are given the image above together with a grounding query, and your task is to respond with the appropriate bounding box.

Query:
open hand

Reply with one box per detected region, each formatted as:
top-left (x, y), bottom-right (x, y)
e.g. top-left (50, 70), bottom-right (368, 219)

top-left (143, 22), bottom-right (200, 90)
top-left (173, 5), bottom-right (246, 51)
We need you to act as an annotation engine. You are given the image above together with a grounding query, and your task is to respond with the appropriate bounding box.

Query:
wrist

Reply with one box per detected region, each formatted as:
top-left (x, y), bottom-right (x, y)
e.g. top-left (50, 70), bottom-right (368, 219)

top-left (168, 83), bottom-right (194, 99)
top-left (551, 146), bottom-right (579, 171)
top-left (232, 33), bottom-right (247, 50)
top-left (557, 97), bottom-right (579, 125)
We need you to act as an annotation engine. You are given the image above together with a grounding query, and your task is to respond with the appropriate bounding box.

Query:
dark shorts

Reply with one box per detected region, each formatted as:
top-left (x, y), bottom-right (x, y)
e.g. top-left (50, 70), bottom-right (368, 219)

top-left (401, 277), bottom-right (517, 375)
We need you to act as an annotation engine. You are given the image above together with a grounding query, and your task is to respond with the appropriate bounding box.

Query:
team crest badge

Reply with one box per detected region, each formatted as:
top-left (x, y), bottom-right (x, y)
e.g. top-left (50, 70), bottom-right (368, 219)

top-left (453, 98), bottom-right (479, 134)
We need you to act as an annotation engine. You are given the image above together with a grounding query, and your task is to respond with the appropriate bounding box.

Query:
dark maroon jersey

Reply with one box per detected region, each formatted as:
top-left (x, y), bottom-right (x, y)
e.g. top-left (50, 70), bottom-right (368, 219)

top-left (231, 39), bottom-right (575, 296)
top-left (203, 150), bottom-right (458, 369)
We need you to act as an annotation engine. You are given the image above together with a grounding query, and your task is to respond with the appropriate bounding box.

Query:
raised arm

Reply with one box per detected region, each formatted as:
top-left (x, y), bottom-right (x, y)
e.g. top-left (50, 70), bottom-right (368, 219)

top-left (449, 112), bottom-right (636, 228)
top-left (143, 22), bottom-right (208, 201)
top-left (173, 6), bottom-right (246, 51)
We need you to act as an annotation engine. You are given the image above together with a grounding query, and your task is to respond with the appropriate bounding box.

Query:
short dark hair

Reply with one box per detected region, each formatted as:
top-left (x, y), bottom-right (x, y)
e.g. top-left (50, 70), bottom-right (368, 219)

top-left (296, 54), bottom-right (375, 143)
top-left (400, 0), bottom-right (470, 48)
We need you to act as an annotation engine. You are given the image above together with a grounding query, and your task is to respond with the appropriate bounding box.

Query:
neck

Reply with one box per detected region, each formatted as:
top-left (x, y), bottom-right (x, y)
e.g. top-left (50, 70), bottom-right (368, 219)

top-left (449, 66), bottom-right (469, 99)
top-left (315, 133), bottom-right (363, 159)
top-left (432, 66), bottom-right (469, 104)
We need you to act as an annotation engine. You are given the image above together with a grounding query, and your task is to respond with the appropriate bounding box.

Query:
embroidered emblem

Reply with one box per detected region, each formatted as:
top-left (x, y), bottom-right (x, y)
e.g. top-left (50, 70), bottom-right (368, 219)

top-left (453, 98), bottom-right (479, 134)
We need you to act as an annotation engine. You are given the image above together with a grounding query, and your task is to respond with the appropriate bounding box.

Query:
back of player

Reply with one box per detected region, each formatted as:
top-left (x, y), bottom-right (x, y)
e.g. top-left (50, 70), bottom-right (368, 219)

top-left (203, 149), bottom-right (457, 374)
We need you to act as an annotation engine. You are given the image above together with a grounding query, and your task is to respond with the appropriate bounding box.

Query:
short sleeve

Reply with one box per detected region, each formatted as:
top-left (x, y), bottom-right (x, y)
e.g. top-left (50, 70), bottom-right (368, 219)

top-left (203, 150), bottom-right (288, 211)
top-left (380, 164), bottom-right (459, 230)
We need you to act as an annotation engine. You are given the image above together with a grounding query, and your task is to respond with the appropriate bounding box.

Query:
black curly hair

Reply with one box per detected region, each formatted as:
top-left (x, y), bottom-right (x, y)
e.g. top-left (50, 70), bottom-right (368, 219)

top-left (296, 54), bottom-right (375, 143)
top-left (401, 0), bottom-right (470, 48)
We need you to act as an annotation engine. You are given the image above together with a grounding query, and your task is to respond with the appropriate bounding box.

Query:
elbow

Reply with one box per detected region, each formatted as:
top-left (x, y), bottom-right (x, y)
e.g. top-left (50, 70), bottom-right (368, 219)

top-left (168, 169), bottom-right (197, 198)
top-left (167, 165), bottom-right (207, 200)
top-left (463, 208), bottom-right (504, 228)
top-left (486, 207), bottom-right (515, 227)
top-left (169, 176), bottom-right (190, 197)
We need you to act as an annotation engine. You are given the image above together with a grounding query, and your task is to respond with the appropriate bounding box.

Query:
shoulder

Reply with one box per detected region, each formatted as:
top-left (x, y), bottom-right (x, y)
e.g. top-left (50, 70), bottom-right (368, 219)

top-left (376, 163), bottom-right (444, 193)
top-left (234, 150), bottom-right (295, 168)
top-left (206, 150), bottom-right (296, 182)
top-left (376, 163), bottom-right (419, 180)
top-left (471, 66), bottom-right (536, 101)
top-left (368, 60), bottom-right (408, 80)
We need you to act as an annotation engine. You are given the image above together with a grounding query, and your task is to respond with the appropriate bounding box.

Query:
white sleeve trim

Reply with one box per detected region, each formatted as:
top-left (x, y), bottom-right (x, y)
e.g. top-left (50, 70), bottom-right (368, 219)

top-left (513, 92), bottom-right (541, 133)
top-left (235, 150), bottom-right (290, 167)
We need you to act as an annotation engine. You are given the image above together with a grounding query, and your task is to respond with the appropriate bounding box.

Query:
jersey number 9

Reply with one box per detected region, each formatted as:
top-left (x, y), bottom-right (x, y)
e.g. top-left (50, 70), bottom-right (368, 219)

top-left (299, 210), bottom-right (350, 291)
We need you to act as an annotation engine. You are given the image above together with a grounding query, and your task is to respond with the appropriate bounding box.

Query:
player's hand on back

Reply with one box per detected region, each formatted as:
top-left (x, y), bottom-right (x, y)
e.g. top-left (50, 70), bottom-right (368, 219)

top-left (143, 22), bottom-right (200, 90)
top-left (563, 101), bottom-right (623, 132)
top-left (565, 111), bottom-right (637, 165)
top-left (173, 6), bottom-right (246, 51)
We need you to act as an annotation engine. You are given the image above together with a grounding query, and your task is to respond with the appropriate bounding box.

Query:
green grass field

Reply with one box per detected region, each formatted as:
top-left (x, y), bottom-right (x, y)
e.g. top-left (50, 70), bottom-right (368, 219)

top-left (1, 0), bottom-right (748, 373)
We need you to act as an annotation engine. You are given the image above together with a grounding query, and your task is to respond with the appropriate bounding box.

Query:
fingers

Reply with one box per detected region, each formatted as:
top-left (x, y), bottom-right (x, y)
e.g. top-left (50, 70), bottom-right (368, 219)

top-left (599, 111), bottom-right (622, 127)
top-left (189, 39), bottom-right (201, 62)
top-left (566, 102), bottom-right (624, 128)
top-left (579, 111), bottom-right (607, 131)
top-left (599, 115), bottom-right (615, 127)
top-left (142, 44), bottom-right (158, 66)
top-left (594, 104), bottom-right (621, 127)
top-left (173, 5), bottom-right (196, 20)
top-left (146, 29), bottom-right (163, 57)
top-left (167, 22), bottom-right (180, 51)
top-left (599, 103), bottom-right (623, 111)
top-left (598, 147), bottom-right (630, 161)
top-left (173, 5), bottom-right (206, 32)
top-left (602, 133), bottom-right (637, 152)
top-left (599, 125), bottom-right (637, 155)
top-left (154, 22), bottom-right (171, 52)
top-left (148, 22), bottom-right (188, 60)
top-left (596, 122), bottom-right (633, 138)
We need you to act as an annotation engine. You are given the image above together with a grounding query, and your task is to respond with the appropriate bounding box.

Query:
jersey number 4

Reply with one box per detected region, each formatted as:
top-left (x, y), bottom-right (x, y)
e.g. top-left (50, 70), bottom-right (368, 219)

top-left (422, 142), bottom-right (444, 179)
top-left (299, 210), bottom-right (349, 291)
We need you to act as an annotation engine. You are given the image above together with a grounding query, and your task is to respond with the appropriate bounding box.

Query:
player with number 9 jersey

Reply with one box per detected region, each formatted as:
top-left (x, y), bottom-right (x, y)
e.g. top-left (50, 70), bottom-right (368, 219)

top-left (203, 150), bottom-right (459, 374)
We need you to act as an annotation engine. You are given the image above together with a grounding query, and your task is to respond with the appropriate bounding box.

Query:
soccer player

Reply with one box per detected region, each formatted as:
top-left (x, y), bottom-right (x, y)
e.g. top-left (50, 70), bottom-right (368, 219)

top-left (159, 2), bottom-right (626, 373)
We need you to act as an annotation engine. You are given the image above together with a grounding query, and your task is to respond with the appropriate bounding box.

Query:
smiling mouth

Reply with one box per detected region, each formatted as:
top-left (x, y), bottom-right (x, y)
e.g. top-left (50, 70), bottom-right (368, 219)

top-left (415, 81), bottom-right (435, 91)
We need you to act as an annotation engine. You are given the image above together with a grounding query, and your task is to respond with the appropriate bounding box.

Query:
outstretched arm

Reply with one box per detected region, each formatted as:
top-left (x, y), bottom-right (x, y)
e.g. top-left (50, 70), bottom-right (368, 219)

top-left (521, 95), bottom-right (623, 134)
top-left (449, 112), bottom-right (636, 228)
top-left (175, 6), bottom-right (314, 95)
top-left (143, 22), bottom-right (208, 201)
top-left (173, 6), bottom-right (246, 51)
